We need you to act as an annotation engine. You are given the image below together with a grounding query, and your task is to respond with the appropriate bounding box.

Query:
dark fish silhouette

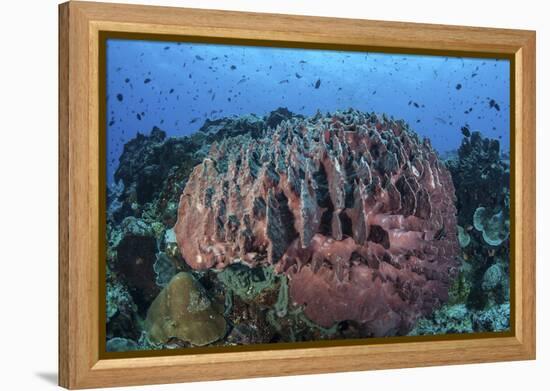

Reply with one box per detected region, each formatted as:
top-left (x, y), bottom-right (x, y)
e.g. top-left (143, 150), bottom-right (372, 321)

top-left (124, 78), bottom-right (130, 83)
top-left (189, 117), bottom-right (200, 124)
top-left (279, 79), bottom-right (289, 84)
top-left (136, 113), bottom-right (142, 120)
top-left (116, 93), bottom-right (123, 102)
top-left (314, 79), bottom-right (321, 89)
top-left (144, 78), bottom-right (151, 84)
top-left (195, 55), bottom-right (204, 61)
top-left (295, 73), bottom-right (302, 79)
top-left (461, 126), bottom-right (471, 137)
top-left (230, 65), bottom-right (237, 70)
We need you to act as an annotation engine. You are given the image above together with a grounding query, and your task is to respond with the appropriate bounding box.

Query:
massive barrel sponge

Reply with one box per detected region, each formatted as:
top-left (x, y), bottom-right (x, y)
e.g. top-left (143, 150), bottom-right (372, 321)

top-left (175, 109), bottom-right (460, 336)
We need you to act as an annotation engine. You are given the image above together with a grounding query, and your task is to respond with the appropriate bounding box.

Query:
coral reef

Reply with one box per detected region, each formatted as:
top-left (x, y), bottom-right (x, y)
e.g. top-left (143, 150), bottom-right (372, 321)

top-left (446, 131), bottom-right (509, 228)
top-left (105, 109), bottom-right (510, 350)
top-left (446, 130), bottom-right (510, 311)
top-left (410, 130), bottom-right (511, 334)
top-left (175, 109), bottom-right (460, 336)
top-left (145, 272), bottom-right (227, 346)
top-left (409, 302), bottom-right (510, 335)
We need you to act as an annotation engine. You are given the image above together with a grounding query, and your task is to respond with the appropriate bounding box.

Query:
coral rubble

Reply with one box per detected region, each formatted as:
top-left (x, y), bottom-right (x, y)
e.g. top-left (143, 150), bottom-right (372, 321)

top-left (175, 109), bottom-right (460, 336)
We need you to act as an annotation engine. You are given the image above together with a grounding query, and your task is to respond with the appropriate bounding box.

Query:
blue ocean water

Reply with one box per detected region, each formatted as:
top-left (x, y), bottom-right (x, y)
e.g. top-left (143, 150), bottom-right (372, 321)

top-left (106, 39), bottom-right (510, 184)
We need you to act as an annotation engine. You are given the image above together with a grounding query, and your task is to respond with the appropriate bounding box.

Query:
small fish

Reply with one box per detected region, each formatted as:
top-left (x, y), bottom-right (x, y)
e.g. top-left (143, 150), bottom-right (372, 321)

top-left (164, 46), bottom-right (170, 50)
top-left (144, 78), bottom-right (151, 84)
top-left (295, 73), bottom-right (302, 79)
top-left (279, 79), bottom-right (289, 84)
top-left (169, 88), bottom-right (174, 94)
top-left (211, 93), bottom-right (216, 101)
top-left (461, 126), bottom-right (471, 137)
top-left (124, 78), bottom-right (130, 83)
top-left (237, 78), bottom-right (247, 84)
top-left (299, 60), bottom-right (307, 64)
top-left (413, 102), bottom-right (419, 108)
top-left (434, 117), bottom-right (447, 125)
top-left (195, 55), bottom-right (204, 61)
top-left (189, 117), bottom-right (200, 124)
top-left (456, 83), bottom-right (462, 90)
top-left (314, 78), bottom-right (321, 89)
top-left (116, 93), bottom-right (123, 102)
top-left (230, 65), bottom-right (237, 70)
top-left (136, 113), bottom-right (142, 120)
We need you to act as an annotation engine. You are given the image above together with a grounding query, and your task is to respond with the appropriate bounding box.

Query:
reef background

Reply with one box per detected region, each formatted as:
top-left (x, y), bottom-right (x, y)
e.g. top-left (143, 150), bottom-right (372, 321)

top-left (104, 40), bottom-right (511, 352)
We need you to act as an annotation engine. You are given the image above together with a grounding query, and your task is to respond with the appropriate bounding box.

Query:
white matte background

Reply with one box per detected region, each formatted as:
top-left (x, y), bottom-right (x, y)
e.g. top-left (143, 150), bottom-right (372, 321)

top-left (0, 0), bottom-right (546, 389)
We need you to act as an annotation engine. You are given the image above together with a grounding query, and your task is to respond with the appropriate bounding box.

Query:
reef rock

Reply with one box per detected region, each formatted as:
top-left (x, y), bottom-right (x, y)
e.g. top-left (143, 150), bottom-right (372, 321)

top-left (175, 109), bottom-right (460, 336)
top-left (145, 272), bottom-right (226, 346)
top-left (114, 217), bottom-right (160, 314)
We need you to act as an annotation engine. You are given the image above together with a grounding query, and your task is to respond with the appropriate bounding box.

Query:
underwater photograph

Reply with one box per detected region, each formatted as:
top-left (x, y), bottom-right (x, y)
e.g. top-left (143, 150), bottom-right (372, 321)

top-left (104, 38), bottom-right (511, 353)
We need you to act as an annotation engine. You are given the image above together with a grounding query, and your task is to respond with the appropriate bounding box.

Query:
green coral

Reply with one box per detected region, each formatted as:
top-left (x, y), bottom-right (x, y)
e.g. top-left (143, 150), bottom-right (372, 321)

top-left (473, 206), bottom-right (509, 246)
top-left (409, 304), bottom-right (474, 335)
top-left (457, 225), bottom-right (471, 248)
top-left (217, 264), bottom-right (277, 301)
top-left (106, 337), bottom-right (139, 352)
top-left (448, 268), bottom-right (472, 305)
top-left (274, 275), bottom-right (289, 317)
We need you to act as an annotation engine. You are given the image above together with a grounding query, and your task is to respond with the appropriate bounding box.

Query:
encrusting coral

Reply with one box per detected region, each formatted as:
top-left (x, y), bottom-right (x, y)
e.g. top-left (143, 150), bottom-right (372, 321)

top-left (144, 272), bottom-right (226, 346)
top-left (175, 109), bottom-right (460, 336)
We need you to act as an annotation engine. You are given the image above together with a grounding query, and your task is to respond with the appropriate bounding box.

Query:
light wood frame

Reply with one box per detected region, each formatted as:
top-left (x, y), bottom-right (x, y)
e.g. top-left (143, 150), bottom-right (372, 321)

top-left (59, 1), bottom-right (536, 389)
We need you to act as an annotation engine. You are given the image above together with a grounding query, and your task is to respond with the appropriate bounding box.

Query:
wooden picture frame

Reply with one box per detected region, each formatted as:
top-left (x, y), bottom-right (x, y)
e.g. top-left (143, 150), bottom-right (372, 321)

top-left (58, 1), bottom-right (536, 388)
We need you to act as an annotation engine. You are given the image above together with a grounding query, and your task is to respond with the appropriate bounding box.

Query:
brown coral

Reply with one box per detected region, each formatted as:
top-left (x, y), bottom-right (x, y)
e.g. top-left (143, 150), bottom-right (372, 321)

top-left (175, 109), bottom-right (459, 336)
top-left (144, 272), bottom-right (226, 346)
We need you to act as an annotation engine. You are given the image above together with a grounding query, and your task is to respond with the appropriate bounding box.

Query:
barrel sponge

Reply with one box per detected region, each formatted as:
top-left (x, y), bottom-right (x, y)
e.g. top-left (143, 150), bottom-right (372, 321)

top-left (175, 109), bottom-right (460, 336)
